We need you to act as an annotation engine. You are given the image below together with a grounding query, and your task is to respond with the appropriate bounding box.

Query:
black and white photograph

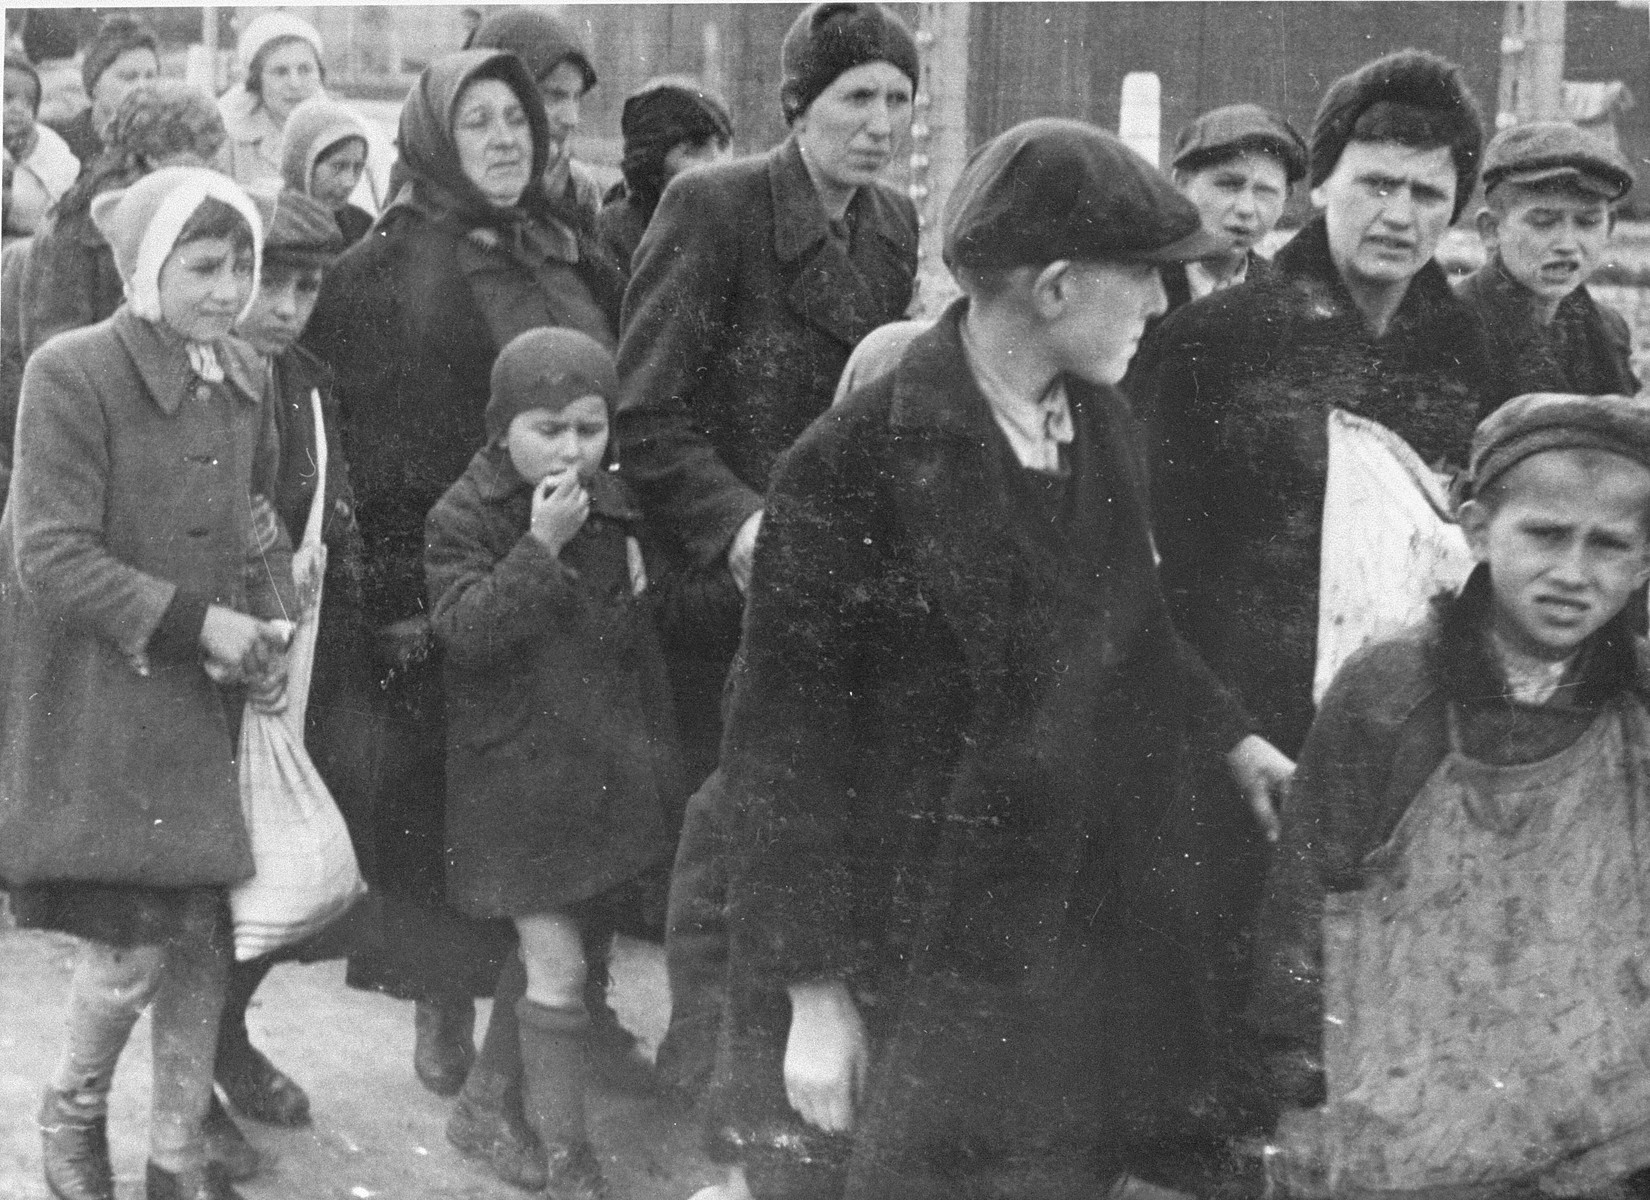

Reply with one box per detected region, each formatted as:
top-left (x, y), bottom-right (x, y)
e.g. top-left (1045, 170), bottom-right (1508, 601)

top-left (2, 2), bottom-right (1649, 1197)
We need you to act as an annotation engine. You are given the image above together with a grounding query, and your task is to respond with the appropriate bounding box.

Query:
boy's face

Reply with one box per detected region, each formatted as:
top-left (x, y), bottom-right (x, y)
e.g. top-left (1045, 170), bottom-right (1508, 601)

top-left (1461, 449), bottom-right (1650, 662)
top-left (236, 263), bottom-right (324, 355)
top-left (505, 396), bottom-right (609, 486)
top-left (1045, 258), bottom-right (1168, 386)
top-left (1176, 150), bottom-right (1289, 258)
top-left (1479, 186), bottom-right (1611, 305)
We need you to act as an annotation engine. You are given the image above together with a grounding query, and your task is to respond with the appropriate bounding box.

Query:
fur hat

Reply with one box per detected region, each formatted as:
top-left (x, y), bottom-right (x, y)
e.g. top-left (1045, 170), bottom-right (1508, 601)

top-left (619, 77), bottom-right (732, 205)
top-left (1468, 392), bottom-right (1650, 497)
top-left (102, 78), bottom-right (226, 165)
top-left (1310, 49), bottom-right (1484, 220)
top-left (466, 7), bottom-right (596, 93)
top-left (81, 13), bottom-right (159, 98)
top-left (486, 327), bottom-right (618, 443)
top-left (779, 3), bottom-right (918, 125)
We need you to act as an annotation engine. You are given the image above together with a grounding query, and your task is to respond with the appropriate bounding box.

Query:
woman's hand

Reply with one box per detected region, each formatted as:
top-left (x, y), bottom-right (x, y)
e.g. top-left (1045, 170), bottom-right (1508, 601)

top-left (783, 979), bottom-right (868, 1134)
top-left (200, 607), bottom-right (292, 683)
top-left (1226, 734), bottom-right (1294, 843)
top-left (728, 510), bottom-right (763, 594)
top-left (529, 471), bottom-right (590, 557)
top-left (292, 542), bottom-right (327, 616)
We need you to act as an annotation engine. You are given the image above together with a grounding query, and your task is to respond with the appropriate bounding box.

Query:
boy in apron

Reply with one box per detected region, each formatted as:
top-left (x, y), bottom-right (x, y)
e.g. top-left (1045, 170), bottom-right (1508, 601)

top-left (1252, 390), bottom-right (1650, 1197)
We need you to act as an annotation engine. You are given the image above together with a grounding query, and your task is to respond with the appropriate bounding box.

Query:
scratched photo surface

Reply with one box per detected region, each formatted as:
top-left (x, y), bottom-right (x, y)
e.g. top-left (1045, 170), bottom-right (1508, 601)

top-left (2, 4), bottom-right (1650, 1198)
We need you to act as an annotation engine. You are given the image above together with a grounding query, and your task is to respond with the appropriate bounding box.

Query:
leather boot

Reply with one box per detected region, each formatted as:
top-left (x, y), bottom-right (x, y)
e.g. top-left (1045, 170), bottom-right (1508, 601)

top-left (144, 1160), bottom-right (242, 1200)
top-left (215, 1043), bottom-right (309, 1128)
top-left (201, 1094), bottom-right (261, 1182)
top-left (39, 1088), bottom-right (114, 1200)
top-left (517, 999), bottom-right (607, 1200)
top-left (414, 996), bottom-right (475, 1096)
top-left (446, 956), bottom-right (547, 1191)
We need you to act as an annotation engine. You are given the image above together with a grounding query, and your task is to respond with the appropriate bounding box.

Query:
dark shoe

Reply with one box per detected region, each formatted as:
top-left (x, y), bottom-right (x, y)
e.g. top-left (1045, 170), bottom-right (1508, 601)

top-left (145, 1160), bottom-right (243, 1200)
top-left (216, 1044), bottom-right (310, 1127)
top-left (544, 1140), bottom-right (608, 1200)
top-left (414, 997), bottom-right (476, 1097)
top-left (445, 1093), bottom-right (548, 1192)
top-left (39, 1090), bottom-right (113, 1200)
top-left (202, 1095), bottom-right (261, 1182)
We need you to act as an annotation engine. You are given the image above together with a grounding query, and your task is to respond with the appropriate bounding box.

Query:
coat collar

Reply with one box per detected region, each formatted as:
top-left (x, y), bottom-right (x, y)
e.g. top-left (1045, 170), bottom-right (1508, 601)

top-left (887, 299), bottom-right (1003, 443)
top-left (112, 307), bottom-right (264, 415)
top-left (1274, 213), bottom-right (1459, 333)
top-left (768, 137), bottom-right (915, 264)
top-left (1461, 252), bottom-right (1601, 329)
top-left (467, 445), bottom-right (639, 522)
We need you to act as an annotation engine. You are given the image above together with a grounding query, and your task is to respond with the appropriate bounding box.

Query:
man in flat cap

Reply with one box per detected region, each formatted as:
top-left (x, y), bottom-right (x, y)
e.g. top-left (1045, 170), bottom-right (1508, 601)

top-left (1458, 121), bottom-right (1639, 408)
top-left (1163, 102), bottom-right (1306, 314)
top-left (712, 117), bottom-right (1293, 1200)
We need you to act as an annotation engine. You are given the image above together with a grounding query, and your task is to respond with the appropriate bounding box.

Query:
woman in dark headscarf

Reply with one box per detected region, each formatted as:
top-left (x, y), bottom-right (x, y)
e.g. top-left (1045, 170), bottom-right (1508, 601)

top-left (301, 48), bottom-right (623, 1194)
top-left (594, 75), bottom-right (732, 273)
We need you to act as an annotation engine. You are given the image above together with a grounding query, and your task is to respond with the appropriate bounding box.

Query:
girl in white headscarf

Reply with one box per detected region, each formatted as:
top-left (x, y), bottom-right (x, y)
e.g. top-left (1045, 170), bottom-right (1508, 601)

top-left (0, 165), bottom-right (295, 1200)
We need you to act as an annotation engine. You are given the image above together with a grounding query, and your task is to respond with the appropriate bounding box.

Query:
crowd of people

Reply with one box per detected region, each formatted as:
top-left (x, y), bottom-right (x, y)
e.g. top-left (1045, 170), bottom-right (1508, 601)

top-left (1, 4), bottom-right (1647, 1200)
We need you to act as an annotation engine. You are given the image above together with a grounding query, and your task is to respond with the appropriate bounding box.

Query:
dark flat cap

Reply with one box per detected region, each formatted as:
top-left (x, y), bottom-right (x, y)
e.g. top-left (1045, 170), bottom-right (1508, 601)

top-left (1482, 121), bottom-right (1635, 201)
top-left (943, 118), bottom-right (1224, 272)
top-left (1468, 391), bottom-right (1650, 496)
top-left (1173, 103), bottom-right (1307, 183)
top-left (256, 188), bottom-right (344, 268)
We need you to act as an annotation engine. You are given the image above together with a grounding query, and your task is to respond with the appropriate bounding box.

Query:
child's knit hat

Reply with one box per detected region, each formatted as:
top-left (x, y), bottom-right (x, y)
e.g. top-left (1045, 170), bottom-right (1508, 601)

top-left (485, 327), bottom-right (618, 443)
top-left (90, 165), bottom-right (263, 322)
top-left (1468, 392), bottom-right (1650, 496)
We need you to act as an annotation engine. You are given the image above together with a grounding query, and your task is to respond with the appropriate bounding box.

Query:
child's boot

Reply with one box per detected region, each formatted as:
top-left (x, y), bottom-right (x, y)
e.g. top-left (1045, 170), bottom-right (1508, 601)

top-left (447, 955), bottom-right (548, 1191)
top-left (516, 998), bottom-right (607, 1200)
top-left (414, 994), bottom-right (476, 1096)
top-left (39, 1087), bottom-right (114, 1200)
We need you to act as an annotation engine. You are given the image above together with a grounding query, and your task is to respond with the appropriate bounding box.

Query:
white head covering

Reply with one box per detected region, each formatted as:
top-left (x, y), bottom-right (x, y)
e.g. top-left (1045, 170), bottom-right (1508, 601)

top-left (235, 11), bottom-right (324, 86)
top-left (90, 165), bottom-right (263, 324)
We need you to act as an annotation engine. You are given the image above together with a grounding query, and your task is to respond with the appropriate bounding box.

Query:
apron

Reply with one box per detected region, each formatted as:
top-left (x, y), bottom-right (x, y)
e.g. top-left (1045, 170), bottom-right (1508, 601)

top-left (1273, 698), bottom-right (1650, 1199)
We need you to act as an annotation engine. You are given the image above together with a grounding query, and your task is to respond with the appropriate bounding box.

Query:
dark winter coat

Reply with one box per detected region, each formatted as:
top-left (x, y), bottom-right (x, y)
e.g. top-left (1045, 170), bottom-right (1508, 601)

top-left (716, 304), bottom-right (1257, 1190)
top-left (426, 449), bottom-right (678, 917)
top-left (593, 188), bottom-right (648, 279)
top-left (1455, 255), bottom-right (1640, 412)
top-left (1129, 214), bottom-right (1491, 757)
top-left (1248, 568), bottom-right (1648, 1072)
top-left (17, 200), bottom-right (124, 362)
top-left (615, 135), bottom-right (918, 566)
top-left (0, 307), bottom-right (292, 891)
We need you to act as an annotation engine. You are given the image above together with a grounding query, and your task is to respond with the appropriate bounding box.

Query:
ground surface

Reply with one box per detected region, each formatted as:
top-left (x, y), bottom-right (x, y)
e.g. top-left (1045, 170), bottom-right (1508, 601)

top-left (0, 928), bottom-right (722, 1200)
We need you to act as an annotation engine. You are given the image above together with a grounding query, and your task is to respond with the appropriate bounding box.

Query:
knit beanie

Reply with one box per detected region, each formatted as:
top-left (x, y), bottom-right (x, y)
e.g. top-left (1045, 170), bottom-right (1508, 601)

top-left (104, 79), bottom-right (227, 164)
top-left (1310, 49), bottom-right (1484, 221)
top-left (90, 165), bottom-right (263, 322)
top-left (486, 327), bottom-right (618, 443)
top-left (279, 94), bottom-right (371, 196)
top-left (5, 52), bottom-right (41, 116)
top-left (779, 3), bottom-right (919, 125)
top-left (619, 77), bottom-right (733, 203)
top-left (236, 11), bottom-right (324, 89)
top-left (256, 187), bottom-right (343, 269)
top-left (466, 7), bottom-right (596, 93)
top-left (81, 13), bottom-right (159, 98)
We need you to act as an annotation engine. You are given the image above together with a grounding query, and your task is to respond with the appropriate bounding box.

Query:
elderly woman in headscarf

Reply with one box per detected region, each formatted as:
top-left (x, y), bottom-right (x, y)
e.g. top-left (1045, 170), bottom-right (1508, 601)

top-left (594, 75), bottom-right (732, 274)
top-left (278, 94), bottom-right (376, 245)
top-left (302, 48), bottom-right (624, 1193)
top-left (2, 164), bottom-right (289, 1200)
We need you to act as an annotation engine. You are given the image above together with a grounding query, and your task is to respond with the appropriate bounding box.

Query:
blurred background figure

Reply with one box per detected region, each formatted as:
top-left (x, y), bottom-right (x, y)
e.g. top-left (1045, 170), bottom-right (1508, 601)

top-left (280, 94), bottom-right (377, 245)
top-left (217, 11), bottom-right (326, 194)
top-left (595, 75), bottom-right (732, 274)
top-left (54, 13), bottom-right (160, 168)
top-left (4, 50), bottom-right (78, 236)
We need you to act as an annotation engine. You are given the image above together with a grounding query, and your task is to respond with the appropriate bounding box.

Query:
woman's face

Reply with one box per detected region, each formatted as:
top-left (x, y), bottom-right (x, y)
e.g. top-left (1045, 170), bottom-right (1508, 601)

top-left (794, 61), bottom-right (912, 194)
top-left (452, 78), bottom-right (534, 208)
top-left (311, 136), bottom-right (367, 208)
top-left (91, 47), bottom-right (159, 124)
top-left (258, 38), bottom-right (322, 125)
top-left (158, 236), bottom-right (255, 342)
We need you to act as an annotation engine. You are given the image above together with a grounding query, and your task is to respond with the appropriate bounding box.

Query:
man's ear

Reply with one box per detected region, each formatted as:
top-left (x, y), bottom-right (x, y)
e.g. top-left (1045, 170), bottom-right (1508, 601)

top-left (1458, 498), bottom-right (1493, 563)
top-left (1475, 207), bottom-right (1500, 250)
top-left (1029, 259), bottom-right (1072, 320)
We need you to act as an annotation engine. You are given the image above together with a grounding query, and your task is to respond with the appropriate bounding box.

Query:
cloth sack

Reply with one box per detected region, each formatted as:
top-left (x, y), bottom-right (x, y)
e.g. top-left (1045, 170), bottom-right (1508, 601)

top-left (229, 386), bottom-right (365, 960)
top-left (1314, 407), bottom-right (1474, 705)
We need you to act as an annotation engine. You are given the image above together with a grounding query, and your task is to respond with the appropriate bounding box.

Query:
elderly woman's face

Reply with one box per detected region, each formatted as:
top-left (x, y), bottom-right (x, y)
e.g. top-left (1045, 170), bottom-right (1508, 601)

top-left (259, 38), bottom-right (322, 125)
top-left (453, 78), bottom-right (534, 208)
top-left (795, 61), bottom-right (911, 194)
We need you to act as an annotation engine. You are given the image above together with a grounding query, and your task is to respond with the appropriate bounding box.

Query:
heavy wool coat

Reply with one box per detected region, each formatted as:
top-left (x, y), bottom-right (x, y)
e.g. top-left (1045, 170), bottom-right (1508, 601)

top-left (1128, 215), bottom-right (1491, 758)
top-left (716, 305), bottom-right (1257, 1191)
top-left (426, 449), bottom-right (678, 918)
top-left (615, 136), bottom-right (918, 565)
top-left (0, 308), bottom-right (292, 890)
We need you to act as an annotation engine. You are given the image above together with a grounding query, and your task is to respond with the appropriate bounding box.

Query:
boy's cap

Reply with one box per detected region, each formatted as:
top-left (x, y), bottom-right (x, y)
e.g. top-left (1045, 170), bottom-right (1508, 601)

top-left (1481, 121), bottom-right (1634, 202)
top-left (1469, 392), bottom-right (1650, 496)
top-left (1172, 103), bottom-right (1308, 183)
top-left (254, 189), bottom-right (344, 269)
top-left (943, 118), bottom-right (1224, 272)
top-left (486, 328), bottom-right (618, 443)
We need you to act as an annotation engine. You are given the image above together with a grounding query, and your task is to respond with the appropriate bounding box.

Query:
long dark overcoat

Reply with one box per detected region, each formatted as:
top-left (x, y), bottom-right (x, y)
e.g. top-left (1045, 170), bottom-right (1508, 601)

top-left (425, 449), bottom-right (677, 918)
top-left (717, 306), bottom-right (1256, 1198)
top-left (615, 135), bottom-right (918, 566)
top-left (0, 308), bottom-right (290, 890)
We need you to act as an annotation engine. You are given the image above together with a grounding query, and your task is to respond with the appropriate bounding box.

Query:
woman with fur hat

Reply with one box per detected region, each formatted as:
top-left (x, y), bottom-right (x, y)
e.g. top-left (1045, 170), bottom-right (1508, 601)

top-left (0, 165), bottom-right (293, 1200)
top-left (301, 48), bottom-right (625, 1191)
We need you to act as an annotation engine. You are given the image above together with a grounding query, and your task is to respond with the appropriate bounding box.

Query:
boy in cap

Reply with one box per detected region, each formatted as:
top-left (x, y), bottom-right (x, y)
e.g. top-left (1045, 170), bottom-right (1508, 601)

top-left (1458, 121), bottom-right (1639, 408)
top-left (713, 117), bottom-right (1293, 1200)
top-left (1164, 102), bottom-right (1306, 312)
top-left (1253, 391), bottom-right (1650, 1196)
